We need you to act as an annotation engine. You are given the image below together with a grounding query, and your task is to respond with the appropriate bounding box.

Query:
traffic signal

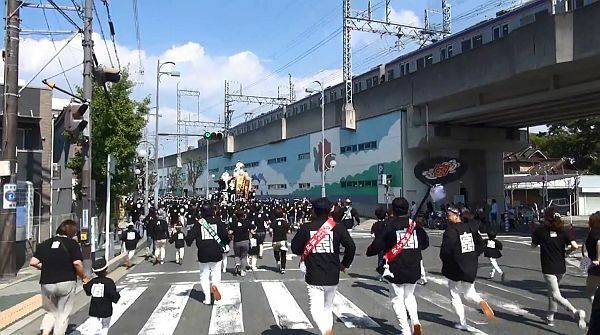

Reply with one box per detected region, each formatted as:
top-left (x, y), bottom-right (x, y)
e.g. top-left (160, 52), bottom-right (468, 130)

top-left (204, 131), bottom-right (223, 140)
top-left (64, 103), bottom-right (89, 137)
top-left (93, 65), bottom-right (121, 84)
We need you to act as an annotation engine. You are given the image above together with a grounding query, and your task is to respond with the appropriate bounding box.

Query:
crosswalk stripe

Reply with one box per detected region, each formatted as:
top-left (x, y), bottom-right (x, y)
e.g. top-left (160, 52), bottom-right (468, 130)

top-left (332, 291), bottom-right (379, 328)
top-left (73, 286), bottom-right (147, 334)
top-left (261, 281), bottom-right (313, 329)
top-left (208, 282), bottom-right (244, 334)
top-left (137, 284), bottom-right (193, 335)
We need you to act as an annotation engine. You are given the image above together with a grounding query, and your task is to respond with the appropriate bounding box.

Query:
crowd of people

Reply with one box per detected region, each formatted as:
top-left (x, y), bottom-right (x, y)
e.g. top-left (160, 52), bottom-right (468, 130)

top-left (27, 191), bottom-right (600, 335)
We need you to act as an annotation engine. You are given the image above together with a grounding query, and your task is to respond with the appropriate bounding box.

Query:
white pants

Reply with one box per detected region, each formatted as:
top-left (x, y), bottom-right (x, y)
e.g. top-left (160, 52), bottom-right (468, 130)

top-left (307, 284), bottom-right (337, 335)
top-left (543, 273), bottom-right (577, 317)
top-left (489, 258), bottom-right (503, 277)
top-left (87, 317), bottom-right (110, 335)
top-left (420, 260), bottom-right (427, 278)
top-left (390, 283), bottom-right (419, 334)
top-left (175, 248), bottom-right (185, 262)
top-left (448, 280), bottom-right (483, 325)
top-left (154, 239), bottom-right (166, 261)
top-left (200, 261), bottom-right (222, 304)
top-left (40, 281), bottom-right (77, 335)
top-left (222, 253), bottom-right (228, 272)
top-left (127, 249), bottom-right (135, 261)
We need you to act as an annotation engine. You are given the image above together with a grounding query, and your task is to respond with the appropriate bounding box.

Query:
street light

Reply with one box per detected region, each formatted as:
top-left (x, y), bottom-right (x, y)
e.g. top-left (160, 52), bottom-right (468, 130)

top-left (137, 140), bottom-right (155, 216)
top-left (155, 60), bottom-right (180, 208)
top-left (323, 152), bottom-right (337, 196)
top-left (306, 80), bottom-right (326, 197)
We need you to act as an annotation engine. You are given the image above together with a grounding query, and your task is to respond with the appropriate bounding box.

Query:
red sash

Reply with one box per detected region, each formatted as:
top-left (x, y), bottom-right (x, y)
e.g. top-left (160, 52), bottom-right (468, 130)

top-left (383, 219), bottom-right (416, 262)
top-left (301, 216), bottom-right (337, 262)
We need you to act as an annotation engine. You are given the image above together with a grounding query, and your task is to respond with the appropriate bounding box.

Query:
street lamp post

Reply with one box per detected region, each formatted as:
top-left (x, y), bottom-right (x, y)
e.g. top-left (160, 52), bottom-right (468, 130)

top-left (155, 60), bottom-right (180, 207)
top-left (306, 81), bottom-right (326, 197)
top-left (205, 138), bottom-right (210, 198)
top-left (322, 152), bottom-right (337, 197)
top-left (137, 140), bottom-right (155, 216)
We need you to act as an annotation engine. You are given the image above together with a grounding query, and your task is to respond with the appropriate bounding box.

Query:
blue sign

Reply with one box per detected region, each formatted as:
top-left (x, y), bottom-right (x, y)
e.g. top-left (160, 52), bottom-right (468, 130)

top-left (5, 191), bottom-right (16, 202)
top-left (377, 163), bottom-right (384, 175)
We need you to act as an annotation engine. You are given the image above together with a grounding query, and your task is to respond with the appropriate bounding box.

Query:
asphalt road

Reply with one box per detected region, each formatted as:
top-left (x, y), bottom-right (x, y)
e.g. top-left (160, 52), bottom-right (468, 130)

top-left (13, 228), bottom-right (593, 335)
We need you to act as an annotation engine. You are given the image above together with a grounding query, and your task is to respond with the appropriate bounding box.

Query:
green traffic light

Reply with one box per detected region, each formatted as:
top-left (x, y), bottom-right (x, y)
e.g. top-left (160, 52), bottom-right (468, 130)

top-left (204, 131), bottom-right (211, 139)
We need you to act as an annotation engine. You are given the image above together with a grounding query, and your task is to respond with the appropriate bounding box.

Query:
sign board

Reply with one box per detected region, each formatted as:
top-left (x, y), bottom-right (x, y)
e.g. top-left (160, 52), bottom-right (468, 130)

top-left (16, 206), bottom-right (27, 241)
top-left (3, 183), bottom-right (17, 209)
top-left (82, 209), bottom-right (89, 229)
top-left (377, 163), bottom-right (384, 175)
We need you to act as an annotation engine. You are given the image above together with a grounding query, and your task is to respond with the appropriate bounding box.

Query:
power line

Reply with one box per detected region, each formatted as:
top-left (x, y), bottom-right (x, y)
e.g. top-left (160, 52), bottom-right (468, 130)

top-left (40, 0), bottom-right (75, 94)
top-left (93, 0), bottom-right (114, 67)
top-left (47, 0), bottom-right (82, 31)
top-left (132, 0), bottom-right (144, 77)
top-left (100, 0), bottom-right (121, 68)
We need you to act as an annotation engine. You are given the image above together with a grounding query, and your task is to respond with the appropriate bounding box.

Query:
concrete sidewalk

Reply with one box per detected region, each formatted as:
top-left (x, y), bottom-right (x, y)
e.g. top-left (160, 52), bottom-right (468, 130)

top-left (0, 241), bottom-right (147, 334)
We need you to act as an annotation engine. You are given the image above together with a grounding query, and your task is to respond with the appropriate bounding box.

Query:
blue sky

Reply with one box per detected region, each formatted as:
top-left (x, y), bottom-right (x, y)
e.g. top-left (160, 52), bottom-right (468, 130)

top-left (1, 0), bottom-right (528, 154)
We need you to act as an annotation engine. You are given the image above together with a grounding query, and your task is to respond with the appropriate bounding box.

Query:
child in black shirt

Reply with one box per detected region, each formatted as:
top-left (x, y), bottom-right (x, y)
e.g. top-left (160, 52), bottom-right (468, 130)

top-left (169, 224), bottom-right (186, 264)
top-left (370, 206), bottom-right (387, 278)
top-left (83, 258), bottom-right (120, 335)
top-left (484, 230), bottom-right (505, 281)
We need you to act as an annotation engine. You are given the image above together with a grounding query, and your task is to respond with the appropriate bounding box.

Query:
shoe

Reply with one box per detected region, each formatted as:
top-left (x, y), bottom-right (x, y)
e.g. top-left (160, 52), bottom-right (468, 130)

top-left (452, 322), bottom-right (468, 330)
top-left (574, 309), bottom-right (586, 329)
top-left (241, 270), bottom-right (246, 277)
top-left (489, 272), bottom-right (494, 279)
top-left (222, 267), bottom-right (227, 273)
top-left (413, 323), bottom-right (422, 335)
top-left (501, 272), bottom-right (506, 282)
top-left (211, 285), bottom-right (221, 301)
top-left (202, 300), bottom-right (211, 305)
top-left (325, 329), bottom-right (334, 335)
top-left (480, 300), bottom-right (495, 321)
top-left (235, 264), bottom-right (241, 275)
top-left (160, 261), bottom-right (165, 265)
top-left (258, 255), bottom-right (263, 259)
top-left (280, 269), bottom-right (286, 274)
top-left (545, 314), bottom-right (555, 327)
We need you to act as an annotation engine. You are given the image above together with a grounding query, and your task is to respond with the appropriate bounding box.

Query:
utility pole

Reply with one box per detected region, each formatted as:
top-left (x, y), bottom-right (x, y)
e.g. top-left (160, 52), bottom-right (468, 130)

top-left (81, 0), bottom-right (94, 258)
top-left (0, 0), bottom-right (21, 278)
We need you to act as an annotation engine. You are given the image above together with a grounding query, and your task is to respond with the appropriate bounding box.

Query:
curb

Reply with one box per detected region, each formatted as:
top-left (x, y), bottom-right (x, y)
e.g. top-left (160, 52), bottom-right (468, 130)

top-left (0, 241), bottom-right (147, 333)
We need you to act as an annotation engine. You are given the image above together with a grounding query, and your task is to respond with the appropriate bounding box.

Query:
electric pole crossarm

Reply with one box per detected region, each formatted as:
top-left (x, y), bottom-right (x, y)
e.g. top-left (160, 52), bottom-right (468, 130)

top-left (177, 121), bottom-right (225, 128)
top-left (347, 16), bottom-right (444, 37)
top-left (22, 2), bottom-right (79, 11)
top-left (227, 94), bottom-right (290, 106)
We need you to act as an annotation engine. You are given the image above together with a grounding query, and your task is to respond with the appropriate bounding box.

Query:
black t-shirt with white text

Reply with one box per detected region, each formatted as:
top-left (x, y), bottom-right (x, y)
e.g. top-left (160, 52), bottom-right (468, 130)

top-left (532, 225), bottom-right (572, 274)
top-left (483, 238), bottom-right (503, 259)
top-left (272, 218), bottom-right (290, 242)
top-left (34, 236), bottom-right (83, 284)
top-left (231, 219), bottom-right (254, 242)
top-left (83, 276), bottom-right (120, 318)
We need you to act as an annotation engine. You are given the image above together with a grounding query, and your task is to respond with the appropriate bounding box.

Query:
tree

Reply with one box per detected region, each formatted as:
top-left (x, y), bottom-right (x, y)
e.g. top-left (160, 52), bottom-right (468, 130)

top-left (168, 167), bottom-right (184, 194)
top-left (530, 117), bottom-right (600, 174)
top-left (84, 72), bottom-right (150, 205)
top-left (186, 157), bottom-right (205, 195)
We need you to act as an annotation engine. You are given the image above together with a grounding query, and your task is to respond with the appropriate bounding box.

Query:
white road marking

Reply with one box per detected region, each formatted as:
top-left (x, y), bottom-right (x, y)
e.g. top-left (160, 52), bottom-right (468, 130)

top-left (209, 282), bottom-right (244, 334)
top-left (332, 292), bottom-right (379, 328)
top-left (137, 284), bottom-right (193, 335)
top-left (262, 281), bottom-right (313, 329)
top-left (74, 286), bottom-right (147, 334)
top-left (477, 281), bottom-right (538, 302)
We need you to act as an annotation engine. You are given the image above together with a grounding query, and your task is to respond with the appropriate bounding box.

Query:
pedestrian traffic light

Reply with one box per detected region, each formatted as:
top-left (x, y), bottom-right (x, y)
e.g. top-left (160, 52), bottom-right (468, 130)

top-left (203, 131), bottom-right (223, 140)
top-left (64, 103), bottom-right (89, 137)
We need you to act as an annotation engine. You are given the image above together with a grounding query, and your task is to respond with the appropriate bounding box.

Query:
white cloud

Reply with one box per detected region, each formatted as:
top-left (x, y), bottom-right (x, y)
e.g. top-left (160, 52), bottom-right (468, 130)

top-left (4, 33), bottom-right (345, 155)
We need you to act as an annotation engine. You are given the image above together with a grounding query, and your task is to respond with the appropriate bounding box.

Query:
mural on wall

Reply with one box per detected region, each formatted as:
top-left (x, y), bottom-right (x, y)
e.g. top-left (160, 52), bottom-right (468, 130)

top-left (160, 111), bottom-right (404, 204)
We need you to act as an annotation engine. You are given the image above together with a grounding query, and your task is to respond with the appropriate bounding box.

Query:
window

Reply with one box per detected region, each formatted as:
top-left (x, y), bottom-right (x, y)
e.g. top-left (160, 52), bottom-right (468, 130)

top-left (372, 76), bottom-right (379, 86)
top-left (400, 64), bottom-right (406, 76)
top-left (268, 184), bottom-right (287, 190)
top-left (493, 26), bottom-right (500, 40)
top-left (461, 39), bottom-right (472, 52)
top-left (366, 78), bottom-right (372, 89)
top-left (268, 156), bottom-right (286, 165)
top-left (245, 161), bottom-right (259, 168)
top-left (440, 48), bottom-right (447, 60)
top-left (472, 35), bottom-right (483, 48)
top-left (340, 141), bottom-right (377, 154)
top-left (298, 152), bottom-right (310, 160)
top-left (340, 179), bottom-right (378, 188)
top-left (358, 143), bottom-right (365, 151)
top-left (16, 129), bottom-right (25, 150)
top-left (52, 163), bottom-right (61, 180)
top-left (502, 24), bottom-right (509, 37)
top-left (425, 54), bottom-right (433, 66)
top-left (416, 58), bottom-right (425, 70)
top-left (387, 69), bottom-right (394, 80)
top-left (330, 91), bottom-right (335, 101)
top-left (298, 183), bottom-right (311, 189)
top-left (358, 81), bottom-right (362, 91)
top-left (447, 45), bottom-right (453, 57)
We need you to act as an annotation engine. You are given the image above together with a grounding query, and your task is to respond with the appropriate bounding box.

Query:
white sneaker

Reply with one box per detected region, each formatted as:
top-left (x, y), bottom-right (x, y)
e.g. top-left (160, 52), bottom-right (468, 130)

top-left (241, 270), bottom-right (246, 277)
top-left (453, 322), bottom-right (468, 331)
top-left (546, 314), bottom-right (555, 327)
top-left (574, 309), bottom-right (586, 329)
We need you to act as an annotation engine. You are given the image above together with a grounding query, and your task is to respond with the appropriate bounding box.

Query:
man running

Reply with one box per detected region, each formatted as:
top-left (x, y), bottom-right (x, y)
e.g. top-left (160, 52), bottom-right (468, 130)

top-left (185, 204), bottom-right (229, 305)
top-left (440, 206), bottom-right (494, 330)
top-left (291, 198), bottom-right (356, 335)
top-left (341, 198), bottom-right (360, 231)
